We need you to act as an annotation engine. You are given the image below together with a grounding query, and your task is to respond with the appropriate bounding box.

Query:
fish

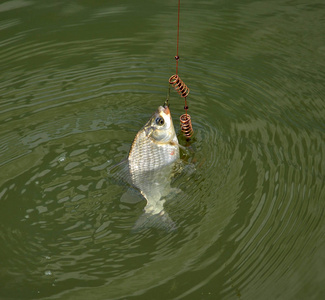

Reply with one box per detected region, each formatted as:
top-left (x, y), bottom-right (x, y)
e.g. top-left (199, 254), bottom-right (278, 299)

top-left (110, 105), bottom-right (180, 231)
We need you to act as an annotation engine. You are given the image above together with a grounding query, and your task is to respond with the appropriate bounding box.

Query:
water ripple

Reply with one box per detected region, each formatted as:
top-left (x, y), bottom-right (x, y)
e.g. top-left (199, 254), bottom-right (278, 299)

top-left (1, 0), bottom-right (325, 299)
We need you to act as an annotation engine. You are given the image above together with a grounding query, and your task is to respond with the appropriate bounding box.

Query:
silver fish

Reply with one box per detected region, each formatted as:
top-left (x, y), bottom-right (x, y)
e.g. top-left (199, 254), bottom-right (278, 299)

top-left (111, 105), bottom-right (180, 231)
top-left (128, 105), bottom-right (179, 175)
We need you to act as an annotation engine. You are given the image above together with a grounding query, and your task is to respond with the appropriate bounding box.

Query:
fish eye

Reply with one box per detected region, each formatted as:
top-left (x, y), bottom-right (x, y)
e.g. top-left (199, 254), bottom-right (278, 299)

top-left (155, 117), bottom-right (165, 126)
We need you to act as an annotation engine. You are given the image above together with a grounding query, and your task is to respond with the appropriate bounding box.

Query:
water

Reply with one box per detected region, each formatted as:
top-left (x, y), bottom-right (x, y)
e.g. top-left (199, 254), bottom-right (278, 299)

top-left (1, 0), bottom-right (324, 299)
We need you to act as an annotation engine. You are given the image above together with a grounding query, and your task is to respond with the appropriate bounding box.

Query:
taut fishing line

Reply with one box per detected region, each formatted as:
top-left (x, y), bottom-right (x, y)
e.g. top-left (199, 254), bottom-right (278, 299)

top-left (166, 0), bottom-right (194, 141)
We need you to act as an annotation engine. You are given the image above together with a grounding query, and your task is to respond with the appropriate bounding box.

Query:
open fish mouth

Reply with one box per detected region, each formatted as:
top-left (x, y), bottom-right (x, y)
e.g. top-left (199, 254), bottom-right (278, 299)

top-left (162, 105), bottom-right (170, 115)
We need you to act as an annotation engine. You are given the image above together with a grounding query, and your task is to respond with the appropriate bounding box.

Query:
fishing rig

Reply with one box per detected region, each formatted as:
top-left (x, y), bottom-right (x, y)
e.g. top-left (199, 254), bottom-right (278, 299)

top-left (166, 0), bottom-right (193, 140)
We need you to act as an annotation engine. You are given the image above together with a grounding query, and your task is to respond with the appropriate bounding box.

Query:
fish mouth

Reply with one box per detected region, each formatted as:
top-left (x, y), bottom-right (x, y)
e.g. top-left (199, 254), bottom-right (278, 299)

top-left (162, 105), bottom-right (170, 115)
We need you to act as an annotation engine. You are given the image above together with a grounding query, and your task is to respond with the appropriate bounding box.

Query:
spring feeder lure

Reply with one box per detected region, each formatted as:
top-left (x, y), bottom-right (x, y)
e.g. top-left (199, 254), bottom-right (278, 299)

top-left (168, 0), bottom-right (194, 140)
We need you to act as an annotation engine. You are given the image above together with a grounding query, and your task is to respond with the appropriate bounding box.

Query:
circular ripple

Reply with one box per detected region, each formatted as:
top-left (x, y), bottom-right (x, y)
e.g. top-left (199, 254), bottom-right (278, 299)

top-left (1, 1), bottom-right (325, 300)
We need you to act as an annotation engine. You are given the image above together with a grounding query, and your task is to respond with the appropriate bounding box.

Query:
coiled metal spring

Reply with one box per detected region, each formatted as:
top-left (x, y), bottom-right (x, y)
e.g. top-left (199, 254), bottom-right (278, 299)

top-left (168, 74), bottom-right (193, 139)
top-left (169, 74), bottom-right (190, 98)
top-left (180, 113), bottom-right (193, 138)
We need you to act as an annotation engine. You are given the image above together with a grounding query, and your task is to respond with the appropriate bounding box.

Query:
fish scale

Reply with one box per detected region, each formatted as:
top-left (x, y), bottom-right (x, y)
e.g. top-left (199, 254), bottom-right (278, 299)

top-left (129, 122), bottom-right (179, 173)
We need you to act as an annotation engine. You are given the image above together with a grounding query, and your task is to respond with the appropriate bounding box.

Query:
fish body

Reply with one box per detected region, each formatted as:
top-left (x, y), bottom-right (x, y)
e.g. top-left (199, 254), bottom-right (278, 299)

top-left (128, 105), bottom-right (180, 230)
top-left (128, 106), bottom-right (179, 173)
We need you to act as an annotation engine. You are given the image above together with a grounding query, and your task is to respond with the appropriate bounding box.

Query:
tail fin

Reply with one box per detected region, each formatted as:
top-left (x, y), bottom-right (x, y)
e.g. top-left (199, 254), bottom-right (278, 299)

top-left (132, 211), bottom-right (177, 232)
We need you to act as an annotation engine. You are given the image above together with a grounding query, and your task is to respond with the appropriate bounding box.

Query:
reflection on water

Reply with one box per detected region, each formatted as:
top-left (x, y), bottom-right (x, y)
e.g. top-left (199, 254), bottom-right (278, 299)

top-left (0, 0), bottom-right (324, 299)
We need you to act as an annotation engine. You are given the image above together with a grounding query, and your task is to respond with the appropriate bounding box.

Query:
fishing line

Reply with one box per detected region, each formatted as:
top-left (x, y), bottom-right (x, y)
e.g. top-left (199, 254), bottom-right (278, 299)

top-left (167, 0), bottom-right (194, 140)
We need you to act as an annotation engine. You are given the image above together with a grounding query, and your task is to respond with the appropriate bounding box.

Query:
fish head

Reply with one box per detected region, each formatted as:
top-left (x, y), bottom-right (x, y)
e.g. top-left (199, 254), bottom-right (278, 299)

top-left (145, 105), bottom-right (178, 144)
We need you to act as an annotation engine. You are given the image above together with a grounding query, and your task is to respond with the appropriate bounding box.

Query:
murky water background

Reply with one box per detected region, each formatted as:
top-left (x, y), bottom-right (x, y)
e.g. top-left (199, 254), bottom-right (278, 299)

top-left (1, 0), bottom-right (325, 299)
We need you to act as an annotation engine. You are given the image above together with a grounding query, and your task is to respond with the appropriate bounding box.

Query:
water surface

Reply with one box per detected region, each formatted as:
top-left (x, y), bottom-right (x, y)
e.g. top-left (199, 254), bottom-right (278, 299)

top-left (0, 0), bottom-right (325, 299)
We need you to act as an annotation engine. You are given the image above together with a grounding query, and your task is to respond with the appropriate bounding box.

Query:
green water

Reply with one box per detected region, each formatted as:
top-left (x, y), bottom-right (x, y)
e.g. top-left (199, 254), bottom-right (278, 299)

top-left (1, 0), bottom-right (325, 299)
